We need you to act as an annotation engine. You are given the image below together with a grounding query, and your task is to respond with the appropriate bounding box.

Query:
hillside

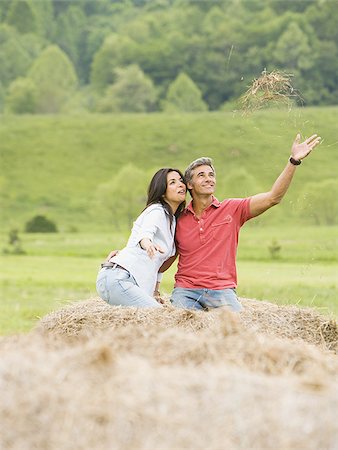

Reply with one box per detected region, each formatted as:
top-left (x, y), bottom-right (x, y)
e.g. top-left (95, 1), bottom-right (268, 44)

top-left (1, 108), bottom-right (337, 231)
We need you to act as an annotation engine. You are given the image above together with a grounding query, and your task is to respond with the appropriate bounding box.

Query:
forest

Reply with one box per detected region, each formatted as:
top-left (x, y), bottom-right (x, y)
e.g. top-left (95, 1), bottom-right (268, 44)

top-left (1, 0), bottom-right (338, 114)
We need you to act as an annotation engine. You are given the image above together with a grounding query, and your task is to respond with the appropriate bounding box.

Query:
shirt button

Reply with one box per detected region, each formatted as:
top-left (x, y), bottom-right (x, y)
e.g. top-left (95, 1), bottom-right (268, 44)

top-left (200, 228), bottom-right (203, 231)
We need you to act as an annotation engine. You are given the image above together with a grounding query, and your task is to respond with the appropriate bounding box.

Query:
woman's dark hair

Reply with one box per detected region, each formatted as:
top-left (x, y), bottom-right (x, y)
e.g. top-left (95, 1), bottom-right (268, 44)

top-left (146, 168), bottom-right (186, 225)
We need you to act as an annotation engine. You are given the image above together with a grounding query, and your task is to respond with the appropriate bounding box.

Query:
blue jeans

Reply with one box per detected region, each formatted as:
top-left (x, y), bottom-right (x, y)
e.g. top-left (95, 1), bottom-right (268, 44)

top-left (170, 287), bottom-right (242, 312)
top-left (96, 267), bottom-right (162, 308)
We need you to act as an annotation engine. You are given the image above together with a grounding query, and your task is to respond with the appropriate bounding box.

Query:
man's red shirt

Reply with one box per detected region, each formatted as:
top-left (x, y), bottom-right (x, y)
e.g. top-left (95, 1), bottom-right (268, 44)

top-left (175, 196), bottom-right (252, 290)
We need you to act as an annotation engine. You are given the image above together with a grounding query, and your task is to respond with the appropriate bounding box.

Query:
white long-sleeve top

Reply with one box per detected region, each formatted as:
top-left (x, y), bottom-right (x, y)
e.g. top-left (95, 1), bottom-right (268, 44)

top-left (110, 204), bottom-right (176, 296)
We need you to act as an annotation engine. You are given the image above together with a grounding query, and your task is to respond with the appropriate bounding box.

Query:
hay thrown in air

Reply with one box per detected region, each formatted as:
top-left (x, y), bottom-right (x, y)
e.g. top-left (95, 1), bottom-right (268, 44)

top-left (240, 69), bottom-right (301, 113)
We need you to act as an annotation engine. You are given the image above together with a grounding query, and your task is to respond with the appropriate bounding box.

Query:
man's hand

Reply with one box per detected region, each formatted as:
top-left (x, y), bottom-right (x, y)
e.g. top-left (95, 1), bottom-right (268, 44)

top-left (153, 289), bottom-right (165, 304)
top-left (153, 281), bottom-right (164, 304)
top-left (291, 133), bottom-right (321, 161)
top-left (140, 238), bottom-right (164, 259)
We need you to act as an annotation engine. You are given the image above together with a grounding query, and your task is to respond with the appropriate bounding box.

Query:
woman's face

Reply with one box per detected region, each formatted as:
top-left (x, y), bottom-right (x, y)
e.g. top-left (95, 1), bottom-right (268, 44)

top-left (164, 171), bottom-right (186, 206)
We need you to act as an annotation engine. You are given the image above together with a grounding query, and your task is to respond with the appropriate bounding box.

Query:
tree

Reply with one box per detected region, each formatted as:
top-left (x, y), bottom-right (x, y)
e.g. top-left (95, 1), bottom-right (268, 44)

top-left (0, 1), bottom-right (11, 21)
top-left (6, 0), bottom-right (38, 34)
top-left (78, 15), bottom-right (114, 84)
top-left (94, 164), bottom-right (147, 230)
top-left (90, 34), bottom-right (137, 91)
top-left (162, 72), bottom-right (208, 112)
top-left (97, 65), bottom-right (157, 112)
top-left (53, 6), bottom-right (87, 76)
top-left (0, 24), bottom-right (36, 88)
top-left (5, 77), bottom-right (37, 114)
top-left (274, 22), bottom-right (315, 72)
top-left (28, 45), bottom-right (78, 113)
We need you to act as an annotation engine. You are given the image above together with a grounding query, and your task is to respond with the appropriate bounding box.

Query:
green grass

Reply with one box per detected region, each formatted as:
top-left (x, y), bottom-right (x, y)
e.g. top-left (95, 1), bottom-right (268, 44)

top-left (0, 255), bottom-right (98, 334)
top-left (1, 226), bottom-right (337, 335)
top-left (1, 110), bottom-right (337, 334)
top-left (1, 108), bottom-right (338, 231)
top-left (236, 261), bottom-right (337, 314)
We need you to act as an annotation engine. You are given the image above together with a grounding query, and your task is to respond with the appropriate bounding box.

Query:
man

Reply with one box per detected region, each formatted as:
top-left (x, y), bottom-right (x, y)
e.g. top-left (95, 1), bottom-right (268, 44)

top-left (169, 133), bottom-right (321, 311)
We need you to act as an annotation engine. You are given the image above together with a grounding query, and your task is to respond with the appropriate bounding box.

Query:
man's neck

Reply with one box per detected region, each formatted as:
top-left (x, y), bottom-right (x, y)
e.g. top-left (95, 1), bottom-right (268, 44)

top-left (191, 195), bottom-right (213, 218)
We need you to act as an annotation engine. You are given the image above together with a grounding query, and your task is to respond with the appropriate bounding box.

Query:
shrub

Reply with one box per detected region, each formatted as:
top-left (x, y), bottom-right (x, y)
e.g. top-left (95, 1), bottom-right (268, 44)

top-left (25, 215), bottom-right (58, 233)
top-left (5, 77), bottom-right (37, 114)
top-left (2, 229), bottom-right (25, 255)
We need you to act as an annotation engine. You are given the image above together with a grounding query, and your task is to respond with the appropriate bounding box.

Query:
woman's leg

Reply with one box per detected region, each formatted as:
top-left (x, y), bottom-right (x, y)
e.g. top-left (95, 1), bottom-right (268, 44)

top-left (96, 268), bottom-right (162, 308)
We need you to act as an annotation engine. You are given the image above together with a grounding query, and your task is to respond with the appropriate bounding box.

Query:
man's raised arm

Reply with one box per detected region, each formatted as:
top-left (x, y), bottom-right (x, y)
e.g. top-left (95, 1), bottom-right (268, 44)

top-left (249, 133), bottom-right (321, 218)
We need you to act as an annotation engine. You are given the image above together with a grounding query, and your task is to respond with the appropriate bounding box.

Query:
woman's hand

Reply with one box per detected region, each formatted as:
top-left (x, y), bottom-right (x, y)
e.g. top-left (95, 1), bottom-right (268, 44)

top-left (140, 238), bottom-right (164, 259)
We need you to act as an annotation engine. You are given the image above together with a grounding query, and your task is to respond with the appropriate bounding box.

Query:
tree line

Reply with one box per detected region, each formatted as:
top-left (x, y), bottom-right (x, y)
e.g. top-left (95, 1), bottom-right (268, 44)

top-left (1, 0), bottom-right (338, 114)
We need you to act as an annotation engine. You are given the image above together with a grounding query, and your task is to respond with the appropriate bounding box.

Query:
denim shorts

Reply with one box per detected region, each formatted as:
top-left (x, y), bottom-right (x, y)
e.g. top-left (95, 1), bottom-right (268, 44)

top-left (96, 267), bottom-right (162, 308)
top-left (170, 287), bottom-right (242, 312)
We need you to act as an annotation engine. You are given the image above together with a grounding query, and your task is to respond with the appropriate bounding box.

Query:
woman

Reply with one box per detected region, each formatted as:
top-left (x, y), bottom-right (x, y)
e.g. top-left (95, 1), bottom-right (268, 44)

top-left (96, 168), bottom-right (186, 308)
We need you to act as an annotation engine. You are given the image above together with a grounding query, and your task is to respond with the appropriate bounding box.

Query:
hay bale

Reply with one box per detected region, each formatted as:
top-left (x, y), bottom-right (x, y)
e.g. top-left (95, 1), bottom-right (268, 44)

top-left (1, 297), bottom-right (337, 450)
top-left (36, 296), bottom-right (337, 353)
top-left (35, 297), bottom-right (219, 336)
top-left (0, 323), bottom-right (337, 450)
top-left (240, 298), bottom-right (338, 353)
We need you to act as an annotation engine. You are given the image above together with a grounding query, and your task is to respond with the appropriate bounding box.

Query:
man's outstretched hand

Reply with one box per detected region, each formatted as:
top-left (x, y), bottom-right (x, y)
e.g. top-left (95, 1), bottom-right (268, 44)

top-left (291, 133), bottom-right (321, 161)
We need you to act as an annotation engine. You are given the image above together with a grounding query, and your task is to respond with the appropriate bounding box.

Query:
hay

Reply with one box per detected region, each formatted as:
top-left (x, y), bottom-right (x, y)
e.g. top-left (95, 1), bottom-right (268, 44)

top-left (240, 298), bottom-right (338, 353)
top-left (1, 297), bottom-right (337, 450)
top-left (35, 297), bottom-right (219, 336)
top-left (240, 69), bottom-right (300, 112)
top-left (36, 296), bottom-right (338, 353)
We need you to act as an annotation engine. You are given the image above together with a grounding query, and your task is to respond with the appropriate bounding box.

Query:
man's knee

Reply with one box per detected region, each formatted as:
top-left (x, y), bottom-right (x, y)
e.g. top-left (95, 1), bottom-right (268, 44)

top-left (170, 288), bottom-right (203, 310)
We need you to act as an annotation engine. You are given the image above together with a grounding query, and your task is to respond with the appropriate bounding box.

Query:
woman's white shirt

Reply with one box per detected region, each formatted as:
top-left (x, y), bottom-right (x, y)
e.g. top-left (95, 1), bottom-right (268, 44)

top-left (111, 204), bottom-right (176, 296)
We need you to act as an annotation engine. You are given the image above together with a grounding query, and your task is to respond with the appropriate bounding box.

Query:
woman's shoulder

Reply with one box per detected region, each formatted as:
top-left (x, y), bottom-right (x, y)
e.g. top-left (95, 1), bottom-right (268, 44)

top-left (144, 203), bottom-right (164, 213)
top-left (137, 203), bottom-right (166, 221)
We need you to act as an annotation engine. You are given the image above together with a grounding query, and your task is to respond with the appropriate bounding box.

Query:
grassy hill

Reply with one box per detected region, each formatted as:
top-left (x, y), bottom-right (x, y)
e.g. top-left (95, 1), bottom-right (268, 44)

top-left (1, 107), bottom-right (337, 231)
top-left (0, 108), bottom-right (337, 333)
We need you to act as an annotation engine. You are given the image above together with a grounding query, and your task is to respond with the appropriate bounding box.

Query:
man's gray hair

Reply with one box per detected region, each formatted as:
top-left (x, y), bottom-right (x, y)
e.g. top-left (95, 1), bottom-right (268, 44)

top-left (184, 157), bottom-right (215, 184)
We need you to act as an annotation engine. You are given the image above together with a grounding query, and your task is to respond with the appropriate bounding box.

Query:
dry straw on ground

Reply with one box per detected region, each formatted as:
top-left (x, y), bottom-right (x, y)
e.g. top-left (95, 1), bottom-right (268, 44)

top-left (240, 69), bottom-right (301, 113)
top-left (1, 297), bottom-right (337, 450)
top-left (36, 296), bottom-right (338, 353)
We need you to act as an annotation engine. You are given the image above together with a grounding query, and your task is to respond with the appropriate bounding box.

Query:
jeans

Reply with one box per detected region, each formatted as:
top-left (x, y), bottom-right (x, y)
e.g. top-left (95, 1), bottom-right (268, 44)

top-left (170, 287), bottom-right (242, 312)
top-left (96, 267), bottom-right (162, 308)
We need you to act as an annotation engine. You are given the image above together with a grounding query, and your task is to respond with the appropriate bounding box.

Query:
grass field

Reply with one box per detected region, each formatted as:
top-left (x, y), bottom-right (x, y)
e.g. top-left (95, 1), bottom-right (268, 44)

top-left (1, 108), bottom-right (338, 231)
top-left (1, 225), bottom-right (337, 335)
top-left (1, 109), bottom-right (337, 334)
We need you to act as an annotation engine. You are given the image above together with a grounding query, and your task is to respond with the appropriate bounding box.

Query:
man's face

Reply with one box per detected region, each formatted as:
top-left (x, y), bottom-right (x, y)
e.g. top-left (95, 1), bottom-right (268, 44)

top-left (188, 164), bottom-right (216, 196)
